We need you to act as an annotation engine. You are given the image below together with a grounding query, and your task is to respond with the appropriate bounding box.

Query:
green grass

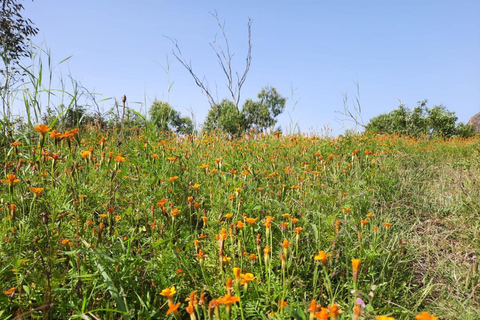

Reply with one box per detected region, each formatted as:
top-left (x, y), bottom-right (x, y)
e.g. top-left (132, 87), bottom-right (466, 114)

top-left (0, 126), bottom-right (478, 319)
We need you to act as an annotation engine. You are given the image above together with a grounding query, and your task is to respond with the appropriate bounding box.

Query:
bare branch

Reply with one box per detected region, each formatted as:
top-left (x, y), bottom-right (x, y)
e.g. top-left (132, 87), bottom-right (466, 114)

top-left (236, 18), bottom-right (252, 110)
top-left (166, 13), bottom-right (252, 114)
top-left (165, 36), bottom-right (218, 107)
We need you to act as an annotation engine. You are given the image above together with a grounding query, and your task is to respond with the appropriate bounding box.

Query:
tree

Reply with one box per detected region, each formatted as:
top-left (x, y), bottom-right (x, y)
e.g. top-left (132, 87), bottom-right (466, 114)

top-left (203, 99), bottom-right (244, 135)
top-left (1, 0), bottom-right (38, 119)
top-left (365, 100), bottom-right (475, 138)
top-left (1, 0), bottom-right (38, 73)
top-left (203, 86), bottom-right (286, 136)
top-left (242, 86), bottom-right (286, 131)
top-left (149, 100), bottom-right (193, 135)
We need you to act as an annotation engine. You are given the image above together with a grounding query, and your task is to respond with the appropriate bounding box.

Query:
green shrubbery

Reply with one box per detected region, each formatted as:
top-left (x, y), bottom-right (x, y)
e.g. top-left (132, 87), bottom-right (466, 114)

top-left (365, 100), bottom-right (476, 138)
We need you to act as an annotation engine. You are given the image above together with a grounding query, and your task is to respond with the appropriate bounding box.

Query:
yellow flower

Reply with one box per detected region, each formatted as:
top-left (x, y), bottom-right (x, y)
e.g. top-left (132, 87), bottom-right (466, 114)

top-left (192, 183), bottom-right (201, 190)
top-left (376, 316), bottom-right (395, 320)
top-left (240, 273), bottom-right (255, 284)
top-left (160, 286), bottom-right (177, 299)
top-left (314, 250), bottom-right (331, 266)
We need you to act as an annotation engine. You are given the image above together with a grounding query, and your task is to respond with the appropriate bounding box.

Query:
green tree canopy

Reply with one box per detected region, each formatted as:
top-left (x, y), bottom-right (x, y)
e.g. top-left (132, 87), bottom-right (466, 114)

top-left (203, 86), bottom-right (286, 135)
top-left (242, 86), bottom-right (286, 131)
top-left (203, 99), bottom-right (244, 136)
top-left (366, 100), bottom-right (475, 138)
top-left (1, 0), bottom-right (38, 73)
top-left (149, 100), bottom-right (193, 135)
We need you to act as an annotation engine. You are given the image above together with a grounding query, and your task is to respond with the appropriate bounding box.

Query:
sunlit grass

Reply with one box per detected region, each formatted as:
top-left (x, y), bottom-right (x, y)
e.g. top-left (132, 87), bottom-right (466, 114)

top-left (1, 123), bottom-right (478, 319)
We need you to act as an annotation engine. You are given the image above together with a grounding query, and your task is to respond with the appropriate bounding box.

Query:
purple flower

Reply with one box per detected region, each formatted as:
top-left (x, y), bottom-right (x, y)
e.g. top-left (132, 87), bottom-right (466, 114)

top-left (356, 298), bottom-right (366, 308)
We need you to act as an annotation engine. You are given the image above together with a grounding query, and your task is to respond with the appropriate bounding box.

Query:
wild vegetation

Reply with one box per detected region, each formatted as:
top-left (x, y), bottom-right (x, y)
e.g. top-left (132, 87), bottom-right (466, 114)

top-left (1, 3), bottom-right (479, 319)
top-left (1, 115), bottom-right (479, 319)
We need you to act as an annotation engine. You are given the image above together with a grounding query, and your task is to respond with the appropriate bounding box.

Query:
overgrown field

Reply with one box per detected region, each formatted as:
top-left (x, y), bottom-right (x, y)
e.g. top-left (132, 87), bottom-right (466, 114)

top-left (1, 126), bottom-right (479, 319)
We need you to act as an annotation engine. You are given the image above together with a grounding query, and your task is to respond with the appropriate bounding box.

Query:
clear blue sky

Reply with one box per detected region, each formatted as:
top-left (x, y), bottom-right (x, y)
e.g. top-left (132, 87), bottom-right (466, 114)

top-left (22, 0), bottom-right (480, 134)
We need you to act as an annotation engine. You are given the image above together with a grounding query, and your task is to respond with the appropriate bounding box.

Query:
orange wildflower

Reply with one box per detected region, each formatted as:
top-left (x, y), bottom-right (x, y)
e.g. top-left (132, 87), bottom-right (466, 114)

top-left (171, 208), bottom-right (180, 217)
top-left (384, 222), bottom-right (393, 230)
top-left (1, 174), bottom-right (20, 185)
top-left (166, 302), bottom-right (181, 315)
top-left (277, 300), bottom-right (288, 311)
top-left (34, 124), bottom-right (50, 135)
top-left (245, 217), bottom-right (257, 226)
top-left (114, 155), bottom-right (126, 162)
top-left (240, 273), bottom-right (255, 285)
top-left (375, 316), bottom-right (395, 320)
top-left (4, 287), bottom-right (15, 295)
top-left (157, 198), bottom-right (168, 207)
top-left (196, 249), bottom-right (206, 260)
top-left (314, 308), bottom-right (330, 320)
top-left (10, 142), bottom-right (21, 147)
top-left (314, 250), bottom-right (331, 266)
top-left (264, 245), bottom-right (271, 255)
top-left (161, 286), bottom-right (177, 303)
top-left (80, 150), bottom-right (91, 159)
top-left (415, 312), bottom-right (438, 320)
top-left (328, 304), bottom-right (342, 319)
top-left (281, 239), bottom-right (291, 249)
top-left (293, 227), bottom-right (303, 234)
top-left (30, 187), bottom-right (44, 196)
top-left (219, 293), bottom-right (240, 306)
top-left (352, 259), bottom-right (361, 282)
top-left (186, 301), bottom-right (195, 315)
top-left (169, 176), bottom-right (179, 182)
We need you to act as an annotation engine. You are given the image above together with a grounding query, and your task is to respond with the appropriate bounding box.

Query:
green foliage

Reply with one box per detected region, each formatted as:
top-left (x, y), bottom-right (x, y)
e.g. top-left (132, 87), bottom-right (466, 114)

top-left (366, 100), bottom-right (475, 138)
top-left (0, 0), bottom-right (39, 72)
top-left (204, 86), bottom-right (286, 135)
top-left (203, 99), bottom-right (244, 135)
top-left (242, 86), bottom-right (286, 131)
top-left (149, 100), bottom-right (193, 134)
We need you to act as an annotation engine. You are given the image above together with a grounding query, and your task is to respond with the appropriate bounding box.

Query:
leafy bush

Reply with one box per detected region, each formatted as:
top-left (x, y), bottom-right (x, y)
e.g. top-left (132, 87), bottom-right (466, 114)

top-left (149, 100), bottom-right (193, 134)
top-left (203, 86), bottom-right (286, 135)
top-left (366, 100), bottom-right (475, 138)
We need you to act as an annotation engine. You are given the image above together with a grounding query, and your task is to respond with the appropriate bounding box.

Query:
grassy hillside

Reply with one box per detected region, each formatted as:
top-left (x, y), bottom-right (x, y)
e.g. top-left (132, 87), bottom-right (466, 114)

top-left (0, 126), bottom-right (478, 319)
